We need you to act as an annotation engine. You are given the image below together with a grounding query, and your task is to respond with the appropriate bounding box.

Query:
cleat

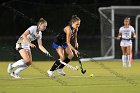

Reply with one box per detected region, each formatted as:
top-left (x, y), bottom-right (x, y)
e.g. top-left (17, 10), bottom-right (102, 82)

top-left (128, 63), bottom-right (131, 68)
top-left (123, 63), bottom-right (127, 67)
top-left (10, 72), bottom-right (21, 79)
top-left (56, 69), bottom-right (66, 76)
top-left (7, 64), bottom-right (13, 74)
top-left (47, 70), bottom-right (55, 78)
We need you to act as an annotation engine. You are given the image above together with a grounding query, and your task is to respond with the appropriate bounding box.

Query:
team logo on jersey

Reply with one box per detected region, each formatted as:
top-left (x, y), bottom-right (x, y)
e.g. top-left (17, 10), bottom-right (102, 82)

top-left (29, 32), bottom-right (40, 41)
top-left (34, 33), bottom-right (40, 39)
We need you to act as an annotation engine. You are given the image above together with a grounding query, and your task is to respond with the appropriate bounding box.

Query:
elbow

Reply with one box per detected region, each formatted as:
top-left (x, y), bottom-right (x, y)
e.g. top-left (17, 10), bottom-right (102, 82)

top-left (67, 42), bottom-right (71, 46)
top-left (22, 34), bottom-right (26, 39)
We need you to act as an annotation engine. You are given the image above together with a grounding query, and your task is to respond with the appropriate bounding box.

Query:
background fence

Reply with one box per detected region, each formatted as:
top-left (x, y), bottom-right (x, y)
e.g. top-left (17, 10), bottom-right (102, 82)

top-left (0, 0), bottom-right (139, 61)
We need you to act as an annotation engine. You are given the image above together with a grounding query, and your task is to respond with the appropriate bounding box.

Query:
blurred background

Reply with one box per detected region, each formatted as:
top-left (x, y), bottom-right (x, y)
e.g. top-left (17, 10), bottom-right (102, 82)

top-left (0, 0), bottom-right (140, 61)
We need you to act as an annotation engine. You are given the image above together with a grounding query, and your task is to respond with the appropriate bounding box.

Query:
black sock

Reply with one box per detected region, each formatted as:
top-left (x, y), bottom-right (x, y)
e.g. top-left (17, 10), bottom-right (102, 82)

top-left (50, 59), bottom-right (61, 71)
top-left (59, 57), bottom-right (70, 69)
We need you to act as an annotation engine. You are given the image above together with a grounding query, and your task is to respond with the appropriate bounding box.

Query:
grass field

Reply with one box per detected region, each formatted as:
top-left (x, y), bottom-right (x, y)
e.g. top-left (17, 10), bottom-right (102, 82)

top-left (0, 60), bottom-right (140, 93)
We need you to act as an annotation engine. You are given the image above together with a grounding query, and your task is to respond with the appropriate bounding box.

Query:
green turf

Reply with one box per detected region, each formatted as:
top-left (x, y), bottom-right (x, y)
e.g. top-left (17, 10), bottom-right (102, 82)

top-left (0, 60), bottom-right (140, 93)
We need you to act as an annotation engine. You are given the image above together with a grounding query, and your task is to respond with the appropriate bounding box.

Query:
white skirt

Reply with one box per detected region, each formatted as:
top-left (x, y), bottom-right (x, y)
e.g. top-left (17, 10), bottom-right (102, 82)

top-left (16, 41), bottom-right (30, 51)
top-left (120, 40), bottom-right (132, 47)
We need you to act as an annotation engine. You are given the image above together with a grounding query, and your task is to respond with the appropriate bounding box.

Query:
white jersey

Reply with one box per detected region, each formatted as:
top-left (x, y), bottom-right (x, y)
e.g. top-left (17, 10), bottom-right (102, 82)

top-left (119, 26), bottom-right (134, 39)
top-left (119, 26), bottom-right (135, 47)
top-left (16, 26), bottom-right (42, 50)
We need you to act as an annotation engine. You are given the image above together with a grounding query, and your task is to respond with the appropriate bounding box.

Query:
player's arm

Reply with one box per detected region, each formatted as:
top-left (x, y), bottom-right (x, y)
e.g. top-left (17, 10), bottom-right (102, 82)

top-left (117, 32), bottom-right (122, 40)
top-left (22, 30), bottom-right (35, 48)
top-left (132, 31), bottom-right (136, 39)
top-left (37, 39), bottom-right (50, 55)
top-left (65, 26), bottom-right (79, 56)
top-left (73, 29), bottom-right (79, 49)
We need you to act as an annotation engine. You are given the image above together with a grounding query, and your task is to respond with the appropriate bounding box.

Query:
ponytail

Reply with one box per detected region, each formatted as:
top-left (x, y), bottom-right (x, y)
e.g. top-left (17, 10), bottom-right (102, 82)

top-left (37, 18), bottom-right (47, 26)
top-left (69, 15), bottom-right (80, 24)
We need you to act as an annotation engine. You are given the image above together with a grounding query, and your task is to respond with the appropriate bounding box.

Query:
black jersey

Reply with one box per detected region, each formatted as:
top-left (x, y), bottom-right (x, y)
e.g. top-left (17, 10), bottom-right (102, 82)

top-left (54, 24), bottom-right (76, 45)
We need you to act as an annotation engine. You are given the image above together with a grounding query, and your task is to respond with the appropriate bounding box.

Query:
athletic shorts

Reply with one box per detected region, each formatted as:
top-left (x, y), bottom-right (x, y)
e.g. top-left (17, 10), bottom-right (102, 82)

top-left (120, 40), bottom-right (132, 47)
top-left (52, 42), bottom-right (68, 49)
top-left (16, 42), bottom-right (30, 51)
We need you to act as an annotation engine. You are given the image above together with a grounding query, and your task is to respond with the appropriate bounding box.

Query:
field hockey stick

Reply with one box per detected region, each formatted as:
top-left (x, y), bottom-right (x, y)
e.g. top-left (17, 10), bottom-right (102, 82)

top-left (104, 36), bottom-right (119, 40)
top-left (48, 55), bottom-right (79, 71)
top-left (104, 36), bottom-right (135, 40)
top-left (75, 48), bottom-right (86, 74)
top-left (59, 60), bottom-right (79, 70)
top-left (77, 55), bottom-right (86, 74)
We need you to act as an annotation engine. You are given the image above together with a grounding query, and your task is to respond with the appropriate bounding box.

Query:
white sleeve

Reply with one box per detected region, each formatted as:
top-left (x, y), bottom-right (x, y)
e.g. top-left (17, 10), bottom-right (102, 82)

top-left (131, 26), bottom-right (135, 32)
top-left (26, 26), bottom-right (36, 34)
top-left (119, 27), bottom-right (122, 33)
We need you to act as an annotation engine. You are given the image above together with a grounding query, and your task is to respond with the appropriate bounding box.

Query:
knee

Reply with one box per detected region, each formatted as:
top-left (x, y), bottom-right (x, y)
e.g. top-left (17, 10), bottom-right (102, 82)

top-left (68, 53), bottom-right (74, 59)
top-left (60, 56), bottom-right (65, 61)
top-left (122, 53), bottom-right (125, 55)
top-left (127, 52), bottom-right (130, 55)
top-left (26, 62), bottom-right (32, 66)
top-left (24, 59), bottom-right (32, 66)
top-left (122, 51), bottom-right (126, 55)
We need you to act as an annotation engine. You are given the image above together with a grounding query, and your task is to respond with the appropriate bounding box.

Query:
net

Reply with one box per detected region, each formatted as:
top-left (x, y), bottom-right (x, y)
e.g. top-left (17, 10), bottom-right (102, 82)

top-left (98, 6), bottom-right (140, 59)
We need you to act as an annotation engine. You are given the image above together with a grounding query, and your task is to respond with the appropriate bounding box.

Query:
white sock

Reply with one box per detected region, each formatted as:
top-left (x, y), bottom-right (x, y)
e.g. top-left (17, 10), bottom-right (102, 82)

top-left (127, 55), bottom-right (131, 62)
top-left (14, 64), bottom-right (28, 75)
top-left (12, 59), bottom-right (25, 68)
top-left (122, 55), bottom-right (127, 67)
top-left (130, 53), bottom-right (132, 63)
top-left (127, 55), bottom-right (131, 67)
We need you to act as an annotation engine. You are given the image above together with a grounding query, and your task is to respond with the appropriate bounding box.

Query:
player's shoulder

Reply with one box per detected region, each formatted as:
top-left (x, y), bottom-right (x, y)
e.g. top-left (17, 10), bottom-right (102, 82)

top-left (129, 25), bottom-right (134, 29)
top-left (64, 25), bottom-right (71, 31)
top-left (119, 26), bottom-right (124, 30)
top-left (27, 25), bottom-right (37, 31)
top-left (65, 25), bottom-right (70, 29)
top-left (129, 26), bottom-right (135, 31)
top-left (26, 25), bottom-right (37, 34)
top-left (29, 25), bottom-right (37, 29)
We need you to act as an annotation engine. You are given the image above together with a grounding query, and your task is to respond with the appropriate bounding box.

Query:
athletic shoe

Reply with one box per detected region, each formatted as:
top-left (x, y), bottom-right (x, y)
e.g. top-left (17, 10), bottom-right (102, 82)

top-left (7, 63), bottom-right (13, 74)
top-left (128, 63), bottom-right (131, 68)
top-left (47, 70), bottom-right (55, 78)
top-left (123, 63), bottom-right (127, 67)
top-left (10, 72), bottom-right (21, 79)
top-left (56, 69), bottom-right (66, 76)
